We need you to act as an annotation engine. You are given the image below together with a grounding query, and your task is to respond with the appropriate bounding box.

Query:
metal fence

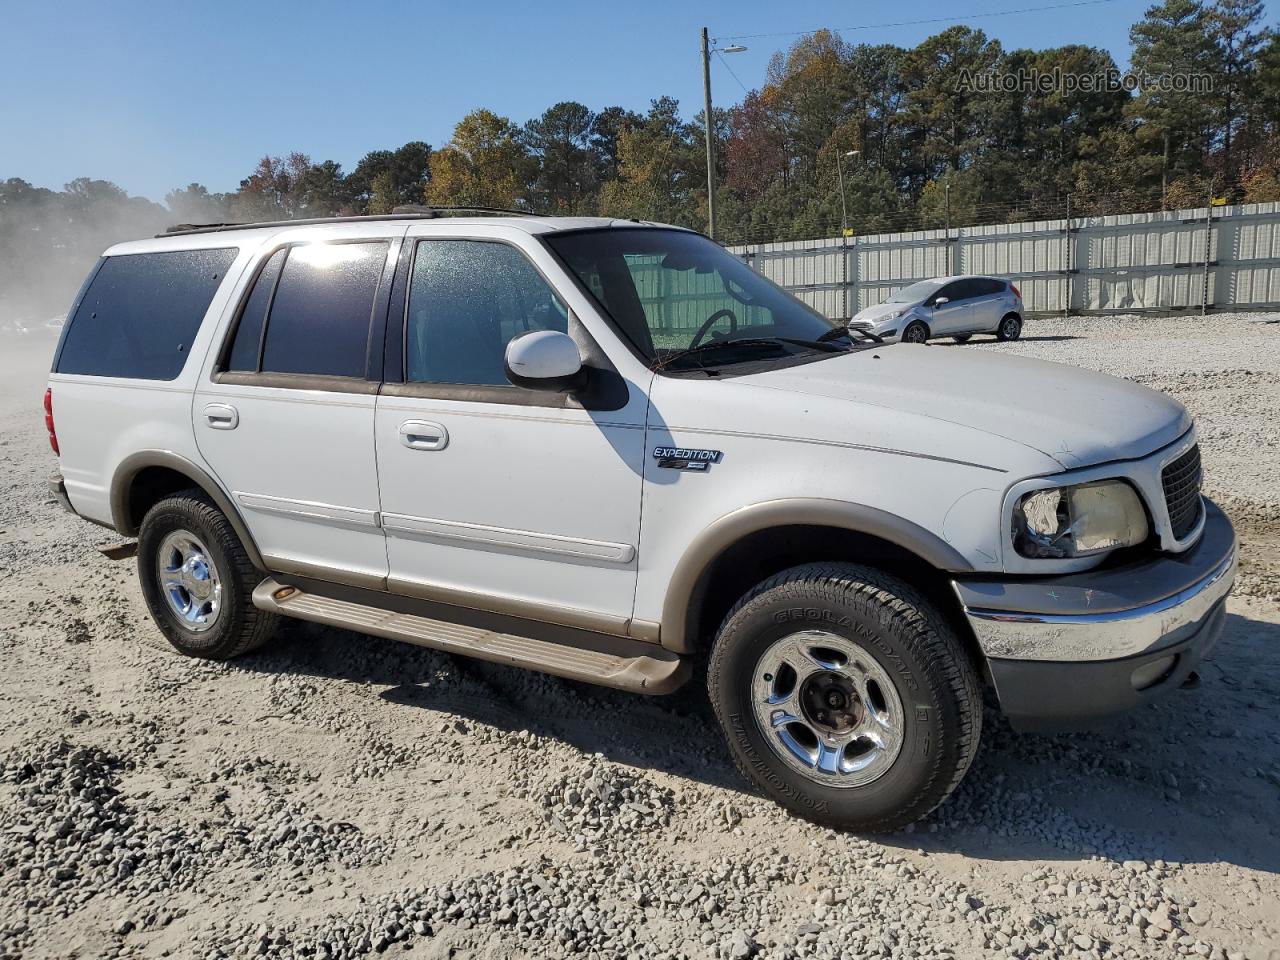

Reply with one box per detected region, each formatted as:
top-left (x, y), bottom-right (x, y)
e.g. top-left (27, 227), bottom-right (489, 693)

top-left (726, 200), bottom-right (1280, 318)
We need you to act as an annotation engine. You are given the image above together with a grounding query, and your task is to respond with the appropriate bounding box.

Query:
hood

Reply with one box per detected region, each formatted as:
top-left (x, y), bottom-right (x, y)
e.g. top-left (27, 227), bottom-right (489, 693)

top-left (738, 344), bottom-right (1191, 470)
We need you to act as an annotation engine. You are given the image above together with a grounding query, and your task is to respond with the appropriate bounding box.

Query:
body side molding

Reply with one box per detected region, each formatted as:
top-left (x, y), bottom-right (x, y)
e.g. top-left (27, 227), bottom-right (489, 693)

top-left (660, 498), bottom-right (975, 653)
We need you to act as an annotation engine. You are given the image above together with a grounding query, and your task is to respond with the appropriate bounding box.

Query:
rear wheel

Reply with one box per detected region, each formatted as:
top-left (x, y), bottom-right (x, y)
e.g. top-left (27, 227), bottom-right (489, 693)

top-left (902, 321), bottom-right (930, 344)
top-left (137, 489), bottom-right (277, 659)
top-left (708, 563), bottom-right (982, 832)
top-left (996, 313), bottom-right (1022, 341)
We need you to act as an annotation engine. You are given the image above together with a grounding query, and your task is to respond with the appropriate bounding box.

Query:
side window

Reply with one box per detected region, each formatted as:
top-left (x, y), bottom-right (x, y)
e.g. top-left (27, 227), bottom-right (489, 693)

top-left (978, 278), bottom-right (1007, 296)
top-left (405, 240), bottom-right (568, 386)
top-left (226, 248), bottom-right (285, 371)
top-left (251, 241), bottom-right (388, 378)
top-left (934, 281), bottom-right (965, 304)
top-left (57, 247), bottom-right (237, 380)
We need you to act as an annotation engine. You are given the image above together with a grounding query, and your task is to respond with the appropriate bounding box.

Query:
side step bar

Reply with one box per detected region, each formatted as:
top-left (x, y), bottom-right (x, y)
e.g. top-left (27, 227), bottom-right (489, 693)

top-left (251, 578), bottom-right (690, 695)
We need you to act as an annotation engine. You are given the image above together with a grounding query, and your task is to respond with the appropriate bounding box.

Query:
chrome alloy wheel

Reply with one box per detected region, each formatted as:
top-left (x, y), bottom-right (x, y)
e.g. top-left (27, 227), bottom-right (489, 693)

top-left (751, 631), bottom-right (905, 787)
top-left (156, 530), bottom-right (222, 632)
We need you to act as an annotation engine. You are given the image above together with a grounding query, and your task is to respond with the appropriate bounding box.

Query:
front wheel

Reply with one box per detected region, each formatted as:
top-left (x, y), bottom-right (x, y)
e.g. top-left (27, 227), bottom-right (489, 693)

top-left (901, 321), bottom-right (930, 344)
top-left (707, 563), bottom-right (982, 832)
top-left (996, 314), bottom-right (1023, 341)
top-left (137, 489), bottom-right (278, 660)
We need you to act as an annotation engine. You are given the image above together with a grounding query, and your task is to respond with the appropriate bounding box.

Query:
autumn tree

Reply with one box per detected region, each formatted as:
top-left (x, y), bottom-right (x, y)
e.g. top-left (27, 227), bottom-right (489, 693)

top-left (426, 111), bottom-right (532, 209)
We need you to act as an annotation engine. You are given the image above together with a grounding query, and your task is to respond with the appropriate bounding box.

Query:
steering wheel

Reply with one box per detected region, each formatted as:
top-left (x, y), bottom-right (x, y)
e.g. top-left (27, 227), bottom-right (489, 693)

top-left (689, 308), bottom-right (739, 349)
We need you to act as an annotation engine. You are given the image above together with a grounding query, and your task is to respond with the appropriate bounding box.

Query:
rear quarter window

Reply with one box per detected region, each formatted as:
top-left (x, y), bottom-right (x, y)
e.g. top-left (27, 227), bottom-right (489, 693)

top-left (56, 248), bottom-right (238, 380)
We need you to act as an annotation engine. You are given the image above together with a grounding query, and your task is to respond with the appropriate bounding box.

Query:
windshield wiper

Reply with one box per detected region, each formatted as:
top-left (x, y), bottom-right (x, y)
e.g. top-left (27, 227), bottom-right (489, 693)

top-left (816, 324), bottom-right (884, 344)
top-left (653, 336), bottom-right (809, 371)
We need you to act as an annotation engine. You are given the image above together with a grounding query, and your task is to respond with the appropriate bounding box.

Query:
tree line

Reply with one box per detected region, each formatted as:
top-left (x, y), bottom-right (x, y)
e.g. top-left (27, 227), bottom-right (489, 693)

top-left (3, 0), bottom-right (1279, 319)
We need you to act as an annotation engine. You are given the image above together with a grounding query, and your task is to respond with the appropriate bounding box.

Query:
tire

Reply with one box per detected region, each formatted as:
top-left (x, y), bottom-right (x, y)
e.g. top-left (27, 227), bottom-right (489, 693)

top-left (901, 321), bottom-right (930, 344)
top-left (707, 563), bottom-right (982, 832)
top-left (952, 334), bottom-right (972, 344)
top-left (137, 488), bottom-right (278, 659)
top-left (996, 313), bottom-right (1022, 341)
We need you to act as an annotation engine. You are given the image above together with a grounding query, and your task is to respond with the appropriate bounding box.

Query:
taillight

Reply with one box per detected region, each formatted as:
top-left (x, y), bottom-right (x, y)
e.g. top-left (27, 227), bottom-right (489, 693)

top-left (1011, 284), bottom-right (1022, 300)
top-left (44, 388), bottom-right (59, 455)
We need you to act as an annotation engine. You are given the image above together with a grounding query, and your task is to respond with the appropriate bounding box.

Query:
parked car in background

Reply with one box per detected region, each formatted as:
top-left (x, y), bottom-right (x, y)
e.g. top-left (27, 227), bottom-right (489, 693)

top-left (848, 275), bottom-right (1023, 344)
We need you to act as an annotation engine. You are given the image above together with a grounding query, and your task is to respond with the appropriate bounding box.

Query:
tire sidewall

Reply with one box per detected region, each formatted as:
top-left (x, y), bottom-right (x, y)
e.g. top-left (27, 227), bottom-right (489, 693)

top-left (137, 498), bottom-right (245, 657)
top-left (712, 589), bottom-right (957, 828)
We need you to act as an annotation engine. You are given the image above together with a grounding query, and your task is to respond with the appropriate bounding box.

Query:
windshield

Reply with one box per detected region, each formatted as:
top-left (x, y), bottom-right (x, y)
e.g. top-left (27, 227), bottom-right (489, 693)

top-left (544, 228), bottom-right (842, 369)
top-left (886, 279), bottom-right (944, 303)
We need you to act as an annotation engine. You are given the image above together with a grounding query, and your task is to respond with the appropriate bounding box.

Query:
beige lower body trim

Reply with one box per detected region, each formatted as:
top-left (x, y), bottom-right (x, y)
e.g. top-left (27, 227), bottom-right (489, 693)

top-left (387, 575), bottom-right (634, 638)
top-left (252, 578), bottom-right (688, 695)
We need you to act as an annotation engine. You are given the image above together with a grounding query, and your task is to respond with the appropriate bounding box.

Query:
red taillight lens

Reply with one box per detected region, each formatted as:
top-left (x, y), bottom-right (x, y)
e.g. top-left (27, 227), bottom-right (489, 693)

top-left (44, 388), bottom-right (59, 455)
top-left (1011, 284), bottom-right (1022, 300)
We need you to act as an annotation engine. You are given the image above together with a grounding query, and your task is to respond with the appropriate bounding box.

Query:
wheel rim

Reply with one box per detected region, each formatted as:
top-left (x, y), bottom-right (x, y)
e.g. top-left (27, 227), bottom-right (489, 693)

top-left (156, 530), bottom-right (222, 632)
top-left (751, 631), bottom-right (905, 788)
top-left (905, 325), bottom-right (926, 343)
top-left (1002, 318), bottom-right (1020, 339)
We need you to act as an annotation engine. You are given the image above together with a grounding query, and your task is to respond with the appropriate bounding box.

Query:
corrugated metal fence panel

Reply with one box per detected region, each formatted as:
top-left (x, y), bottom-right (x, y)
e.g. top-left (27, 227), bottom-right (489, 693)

top-left (727, 201), bottom-right (1280, 317)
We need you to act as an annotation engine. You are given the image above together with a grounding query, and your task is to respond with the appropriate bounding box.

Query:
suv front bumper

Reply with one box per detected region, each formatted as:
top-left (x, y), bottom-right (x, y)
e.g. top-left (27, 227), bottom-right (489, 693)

top-left (953, 499), bottom-right (1236, 731)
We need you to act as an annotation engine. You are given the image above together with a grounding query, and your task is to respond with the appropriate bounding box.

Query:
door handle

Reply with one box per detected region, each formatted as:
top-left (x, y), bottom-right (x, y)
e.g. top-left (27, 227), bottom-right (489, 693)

top-left (399, 420), bottom-right (448, 451)
top-left (204, 403), bottom-right (239, 430)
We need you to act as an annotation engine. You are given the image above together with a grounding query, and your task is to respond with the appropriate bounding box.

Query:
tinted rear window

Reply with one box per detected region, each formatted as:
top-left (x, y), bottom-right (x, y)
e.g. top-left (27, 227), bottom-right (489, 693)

top-left (259, 242), bottom-right (387, 378)
top-left (57, 248), bottom-right (237, 380)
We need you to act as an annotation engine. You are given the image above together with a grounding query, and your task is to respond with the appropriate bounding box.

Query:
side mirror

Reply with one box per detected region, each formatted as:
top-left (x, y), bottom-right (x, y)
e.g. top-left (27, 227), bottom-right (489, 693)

top-left (932, 296), bottom-right (949, 307)
top-left (504, 330), bottom-right (585, 392)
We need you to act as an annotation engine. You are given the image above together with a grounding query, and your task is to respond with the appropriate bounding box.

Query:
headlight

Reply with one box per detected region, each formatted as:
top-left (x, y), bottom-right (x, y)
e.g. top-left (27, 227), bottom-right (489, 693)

top-left (1012, 480), bottom-right (1149, 559)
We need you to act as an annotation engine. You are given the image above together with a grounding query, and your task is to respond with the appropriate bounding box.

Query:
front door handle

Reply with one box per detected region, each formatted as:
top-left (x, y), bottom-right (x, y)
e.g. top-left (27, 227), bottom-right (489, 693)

top-left (204, 403), bottom-right (239, 430)
top-left (399, 420), bottom-right (448, 451)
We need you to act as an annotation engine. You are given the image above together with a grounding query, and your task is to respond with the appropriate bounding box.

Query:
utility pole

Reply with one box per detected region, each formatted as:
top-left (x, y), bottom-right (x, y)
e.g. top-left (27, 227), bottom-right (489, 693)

top-left (944, 182), bottom-right (952, 274)
top-left (701, 27), bottom-right (717, 241)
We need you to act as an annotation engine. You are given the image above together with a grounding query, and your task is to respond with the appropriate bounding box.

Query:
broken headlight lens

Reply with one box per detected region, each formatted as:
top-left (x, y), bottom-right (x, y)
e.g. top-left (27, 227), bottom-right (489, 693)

top-left (1012, 480), bottom-right (1150, 559)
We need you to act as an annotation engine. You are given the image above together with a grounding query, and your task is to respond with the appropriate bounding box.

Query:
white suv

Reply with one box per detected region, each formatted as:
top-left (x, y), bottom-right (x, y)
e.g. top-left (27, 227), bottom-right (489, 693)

top-left (46, 213), bottom-right (1235, 832)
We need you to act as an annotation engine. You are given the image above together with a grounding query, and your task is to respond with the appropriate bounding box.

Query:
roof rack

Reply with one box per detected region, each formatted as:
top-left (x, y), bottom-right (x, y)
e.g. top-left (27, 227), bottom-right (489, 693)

top-left (158, 206), bottom-right (545, 238)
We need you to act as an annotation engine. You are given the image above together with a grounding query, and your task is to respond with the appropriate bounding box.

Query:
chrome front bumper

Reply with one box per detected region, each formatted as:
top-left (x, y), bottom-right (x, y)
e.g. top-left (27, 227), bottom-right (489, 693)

top-left (953, 499), bottom-right (1236, 729)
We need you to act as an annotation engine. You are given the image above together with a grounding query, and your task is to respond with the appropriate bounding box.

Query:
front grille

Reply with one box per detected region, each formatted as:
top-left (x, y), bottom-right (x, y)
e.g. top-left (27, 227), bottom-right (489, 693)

top-left (1162, 444), bottom-right (1203, 539)
top-left (847, 320), bottom-right (872, 331)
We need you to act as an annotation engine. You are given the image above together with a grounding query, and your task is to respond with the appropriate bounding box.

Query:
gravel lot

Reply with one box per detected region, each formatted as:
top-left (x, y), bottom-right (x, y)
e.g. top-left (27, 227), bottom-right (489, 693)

top-left (1, 313), bottom-right (1278, 960)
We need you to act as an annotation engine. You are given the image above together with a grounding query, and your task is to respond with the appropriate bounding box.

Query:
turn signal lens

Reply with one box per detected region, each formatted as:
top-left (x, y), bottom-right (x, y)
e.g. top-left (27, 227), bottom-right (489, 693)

top-left (43, 388), bottom-right (59, 455)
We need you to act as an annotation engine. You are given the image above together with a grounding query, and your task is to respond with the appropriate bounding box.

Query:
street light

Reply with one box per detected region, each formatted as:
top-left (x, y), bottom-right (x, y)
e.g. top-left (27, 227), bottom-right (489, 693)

top-left (701, 28), bottom-right (747, 241)
top-left (836, 150), bottom-right (860, 236)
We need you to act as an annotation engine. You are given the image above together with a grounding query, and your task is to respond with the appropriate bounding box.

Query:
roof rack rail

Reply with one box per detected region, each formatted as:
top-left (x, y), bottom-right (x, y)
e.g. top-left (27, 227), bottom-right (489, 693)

top-left (158, 206), bottom-right (544, 238)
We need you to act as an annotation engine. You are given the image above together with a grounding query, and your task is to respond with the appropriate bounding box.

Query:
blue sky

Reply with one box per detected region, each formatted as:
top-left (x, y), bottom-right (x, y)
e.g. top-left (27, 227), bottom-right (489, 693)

top-left (2, 0), bottom-right (1167, 202)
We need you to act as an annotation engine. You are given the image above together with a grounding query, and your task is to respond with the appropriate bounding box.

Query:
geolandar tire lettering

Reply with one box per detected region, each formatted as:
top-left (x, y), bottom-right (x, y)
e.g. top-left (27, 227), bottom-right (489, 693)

top-left (137, 488), bottom-right (278, 660)
top-left (707, 562), bottom-right (982, 833)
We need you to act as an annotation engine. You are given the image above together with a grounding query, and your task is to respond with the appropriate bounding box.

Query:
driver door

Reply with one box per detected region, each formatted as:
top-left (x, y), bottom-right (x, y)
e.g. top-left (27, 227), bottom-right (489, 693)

top-left (929, 280), bottom-right (974, 335)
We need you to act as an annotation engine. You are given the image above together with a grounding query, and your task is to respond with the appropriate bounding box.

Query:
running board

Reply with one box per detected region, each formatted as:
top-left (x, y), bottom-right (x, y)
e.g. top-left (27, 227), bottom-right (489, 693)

top-left (251, 578), bottom-right (689, 695)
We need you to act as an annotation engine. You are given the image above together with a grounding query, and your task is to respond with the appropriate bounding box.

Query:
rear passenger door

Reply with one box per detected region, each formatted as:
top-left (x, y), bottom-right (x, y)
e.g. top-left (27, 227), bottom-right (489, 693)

top-left (928, 280), bottom-right (974, 335)
top-left (194, 227), bottom-right (405, 588)
top-left (967, 278), bottom-right (1008, 332)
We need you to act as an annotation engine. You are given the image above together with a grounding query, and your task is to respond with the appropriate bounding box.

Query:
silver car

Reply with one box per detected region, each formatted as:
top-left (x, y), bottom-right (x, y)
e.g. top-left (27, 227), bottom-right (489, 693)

top-left (849, 275), bottom-right (1024, 344)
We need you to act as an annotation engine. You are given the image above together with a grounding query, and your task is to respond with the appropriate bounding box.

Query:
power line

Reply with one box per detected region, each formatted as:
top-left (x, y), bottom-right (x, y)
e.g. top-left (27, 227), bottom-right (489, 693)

top-left (716, 0), bottom-right (1124, 42)
top-left (715, 50), bottom-right (753, 97)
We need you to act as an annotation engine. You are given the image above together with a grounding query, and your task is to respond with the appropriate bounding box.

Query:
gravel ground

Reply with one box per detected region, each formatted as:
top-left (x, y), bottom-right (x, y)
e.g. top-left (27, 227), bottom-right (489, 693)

top-left (0, 314), bottom-right (1278, 960)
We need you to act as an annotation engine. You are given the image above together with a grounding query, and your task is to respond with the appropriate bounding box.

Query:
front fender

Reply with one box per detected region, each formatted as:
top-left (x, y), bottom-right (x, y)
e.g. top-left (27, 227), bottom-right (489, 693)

top-left (658, 498), bottom-right (974, 654)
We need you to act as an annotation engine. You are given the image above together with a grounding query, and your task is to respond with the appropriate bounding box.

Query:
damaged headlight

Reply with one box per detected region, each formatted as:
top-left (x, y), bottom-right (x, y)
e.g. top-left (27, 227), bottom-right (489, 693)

top-left (1012, 480), bottom-right (1150, 559)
